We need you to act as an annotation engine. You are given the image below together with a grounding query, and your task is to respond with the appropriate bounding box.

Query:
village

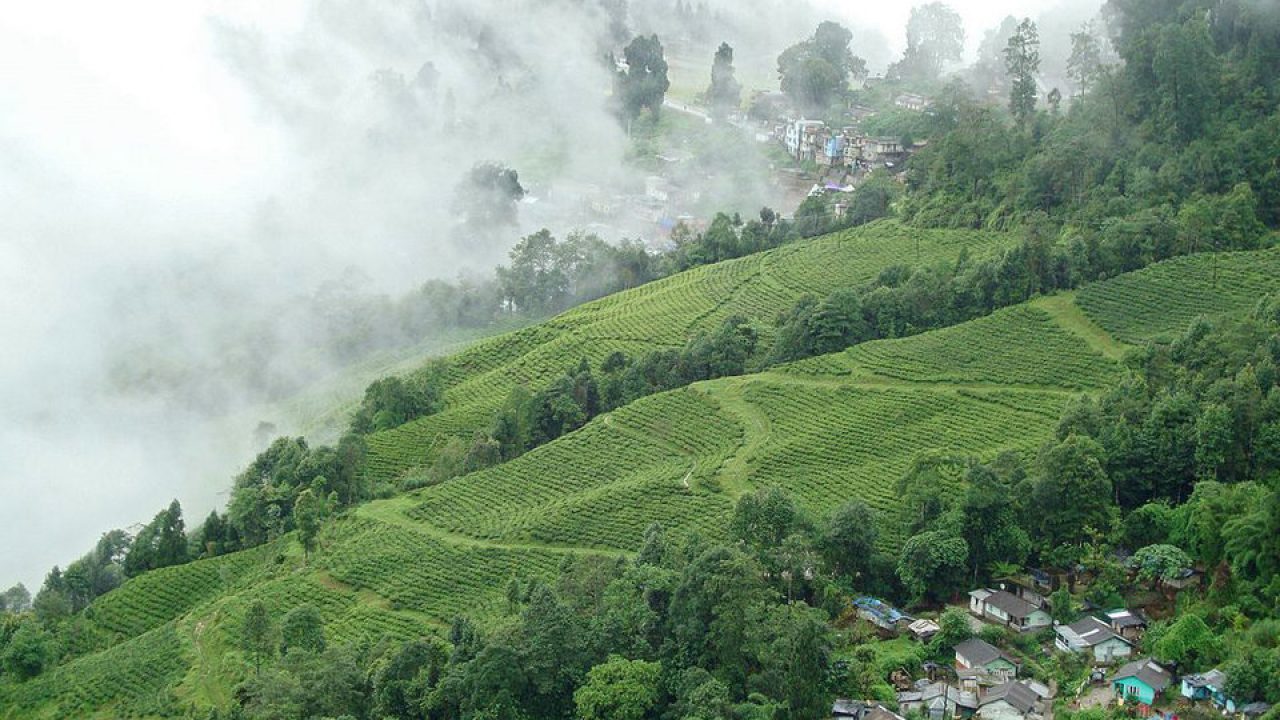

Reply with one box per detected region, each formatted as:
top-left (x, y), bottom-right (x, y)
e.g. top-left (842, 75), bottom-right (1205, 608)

top-left (836, 566), bottom-right (1273, 720)
top-left (521, 83), bottom-right (935, 254)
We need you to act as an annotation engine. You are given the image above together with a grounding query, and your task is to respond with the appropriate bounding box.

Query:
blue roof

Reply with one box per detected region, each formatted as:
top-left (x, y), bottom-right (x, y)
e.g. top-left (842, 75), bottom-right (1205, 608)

top-left (853, 596), bottom-right (912, 623)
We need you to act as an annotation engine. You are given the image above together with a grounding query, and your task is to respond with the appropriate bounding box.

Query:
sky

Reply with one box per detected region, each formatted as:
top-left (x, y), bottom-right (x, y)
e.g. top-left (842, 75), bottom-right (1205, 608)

top-left (0, 0), bottom-right (1101, 592)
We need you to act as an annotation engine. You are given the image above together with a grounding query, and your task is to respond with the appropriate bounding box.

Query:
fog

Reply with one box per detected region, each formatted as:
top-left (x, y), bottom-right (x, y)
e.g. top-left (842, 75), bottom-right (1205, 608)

top-left (1, 0), bottom-right (1100, 591)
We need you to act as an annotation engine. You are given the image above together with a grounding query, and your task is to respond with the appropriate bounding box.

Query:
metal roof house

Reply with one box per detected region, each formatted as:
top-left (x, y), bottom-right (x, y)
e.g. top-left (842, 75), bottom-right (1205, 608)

top-left (1054, 616), bottom-right (1133, 664)
top-left (1113, 658), bottom-right (1172, 706)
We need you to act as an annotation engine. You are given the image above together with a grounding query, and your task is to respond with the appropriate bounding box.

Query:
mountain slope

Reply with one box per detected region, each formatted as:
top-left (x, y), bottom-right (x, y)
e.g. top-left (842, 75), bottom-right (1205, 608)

top-left (363, 221), bottom-right (1016, 484)
top-left (18, 241), bottom-right (1280, 719)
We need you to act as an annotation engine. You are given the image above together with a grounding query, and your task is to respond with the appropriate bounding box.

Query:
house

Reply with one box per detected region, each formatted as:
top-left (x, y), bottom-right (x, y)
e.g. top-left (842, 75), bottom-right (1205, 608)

top-left (895, 93), bottom-right (931, 112)
top-left (853, 596), bottom-right (912, 634)
top-left (977, 680), bottom-right (1051, 720)
top-left (833, 699), bottom-right (869, 720)
top-left (784, 119), bottom-right (826, 160)
top-left (821, 133), bottom-right (846, 167)
top-left (1112, 658), bottom-right (1172, 706)
top-left (969, 589), bottom-right (1053, 632)
top-left (898, 681), bottom-right (978, 720)
top-left (860, 136), bottom-right (906, 165)
top-left (1054, 616), bottom-right (1133, 664)
top-left (1105, 609), bottom-right (1147, 641)
top-left (996, 576), bottom-right (1051, 610)
top-left (832, 701), bottom-right (909, 720)
top-left (909, 618), bottom-right (941, 643)
top-left (955, 638), bottom-right (1019, 681)
top-left (1181, 669), bottom-right (1237, 712)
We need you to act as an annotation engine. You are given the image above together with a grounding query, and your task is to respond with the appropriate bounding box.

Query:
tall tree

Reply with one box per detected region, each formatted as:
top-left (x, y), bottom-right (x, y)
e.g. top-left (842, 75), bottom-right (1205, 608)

top-left (293, 488), bottom-right (322, 563)
top-left (1030, 435), bottom-right (1115, 550)
top-left (616, 34), bottom-right (670, 123)
top-left (778, 21), bottom-right (866, 114)
top-left (706, 42), bottom-right (742, 118)
top-left (1004, 18), bottom-right (1041, 127)
top-left (900, 3), bottom-right (965, 81)
top-left (1, 584), bottom-right (31, 614)
top-left (818, 500), bottom-right (878, 580)
top-left (452, 162), bottom-right (525, 239)
top-left (1067, 23), bottom-right (1103, 96)
top-left (242, 599), bottom-right (276, 675)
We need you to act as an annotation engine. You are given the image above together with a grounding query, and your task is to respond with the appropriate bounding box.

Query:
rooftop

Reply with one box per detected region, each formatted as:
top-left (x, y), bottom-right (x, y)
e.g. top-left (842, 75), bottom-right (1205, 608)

top-left (1114, 658), bottom-right (1172, 691)
top-left (955, 638), bottom-right (1016, 667)
top-left (1058, 616), bottom-right (1128, 647)
top-left (981, 681), bottom-right (1041, 714)
top-left (982, 590), bottom-right (1040, 619)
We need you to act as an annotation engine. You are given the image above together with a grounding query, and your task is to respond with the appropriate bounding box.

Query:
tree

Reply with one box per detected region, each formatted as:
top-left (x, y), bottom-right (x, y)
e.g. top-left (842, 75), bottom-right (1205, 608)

top-left (1151, 614), bottom-right (1222, 672)
top-left (1067, 23), bottom-right (1103, 97)
top-left (616, 34), bottom-right (670, 123)
top-left (1128, 544), bottom-right (1193, 588)
top-left (1004, 18), bottom-right (1040, 127)
top-left (453, 162), bottom-right (526, 236)
top-left (900, 3), bottom-right (965, 81)
top-left (896, 530), bottom-right (969, 605)
top-left (1152, 18), bottom-right (1217, 144)
top-left (957, 464), bottom-right (1030, 583)
top-left (1, 618), bottom-right (54, 680)
top-left (293, 488), bottom-right (322, 563)
top-left (573, 656), bottom-right (662, 720)
top-left (706, 42), bottom-right (742, 118)
top-left (242, 600), bottom-right (276, 675)
top-left (730, 487), bottom-right (807, 552)
top-left (758, 602), bottom-right (834, 720)
top-left (846, 171), bottom-right (902, 226)
top-left (778, 22), bottom-right (866, 114)
top-left (1, 584), bottom-right (31, 614)
top-left (1049, 587), bottom-right (1078, 624)
top-left (1030, 435), bottom-right (1115, 550)
top-left (931, 607), bottom-right (974, 652)
top-left (280, 605), bottom-right (325, 655)
top-left (819, 500), bottom-right (878, 580)
top-left (125, 499), bottom-right (190, 577)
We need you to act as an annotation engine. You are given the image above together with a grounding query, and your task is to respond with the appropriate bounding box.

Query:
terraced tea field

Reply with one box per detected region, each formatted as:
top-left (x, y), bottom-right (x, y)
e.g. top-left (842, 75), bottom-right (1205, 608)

top-left (1076, 247), bottom-right (1280, 343)
top-left (364, 222), bottom-right (1016, 483)
top-left (24, 228), bottom-right (1244, 720)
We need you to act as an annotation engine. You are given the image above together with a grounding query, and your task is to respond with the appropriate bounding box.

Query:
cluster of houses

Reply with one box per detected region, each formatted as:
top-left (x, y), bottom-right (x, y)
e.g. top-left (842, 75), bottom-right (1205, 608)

top-left (775, 119), bottom-right (912, 171)
top-left (837, 578), bottom-right (1272, 720)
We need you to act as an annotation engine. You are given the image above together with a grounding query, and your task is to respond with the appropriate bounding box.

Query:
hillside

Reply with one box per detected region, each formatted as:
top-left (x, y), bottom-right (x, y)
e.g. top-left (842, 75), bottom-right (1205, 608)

top-left (363, 221), bottom-right (1016, 484)
top-left (10, 245), bottom-right (1280, 719)
top-left (1075, 246), bottom-right (1280, 344)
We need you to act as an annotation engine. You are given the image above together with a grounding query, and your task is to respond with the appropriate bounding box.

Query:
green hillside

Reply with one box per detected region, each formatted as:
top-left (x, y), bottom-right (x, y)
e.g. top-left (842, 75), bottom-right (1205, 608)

top-left (364, 222), bottom-right (1016, 484)
top-left (1075, 246), bottom-right (1280, 344)
top-left (15, 243), bottom-right (1280, 719)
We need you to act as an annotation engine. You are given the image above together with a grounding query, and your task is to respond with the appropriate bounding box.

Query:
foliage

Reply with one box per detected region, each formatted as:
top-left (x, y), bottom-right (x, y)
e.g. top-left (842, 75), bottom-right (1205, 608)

top-left (1004, 19), bottom-right (1041, 127)
top-left (896, 531), bottom-right (969, 605)
top-left (616, 34), bottom-right (670, 122)
top-left (453, 162), bottom-right (526, 235)
top-left (895, 2), bottom-right (965, 82)
top-left (778, 22), bottom-right (866, 114)
top-left (706, 42), bottom-right (742, 118)
top-left (1, 619), bottom-right (54, 681)
top-left (573, 656), bottom-right (662, 720)
top-left (1128, 544), bottom-right (1193, 585)
top-left (123, 500), bottom-right (189, 578)
top-left (1151, 614), bottom-right (1223, 672)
